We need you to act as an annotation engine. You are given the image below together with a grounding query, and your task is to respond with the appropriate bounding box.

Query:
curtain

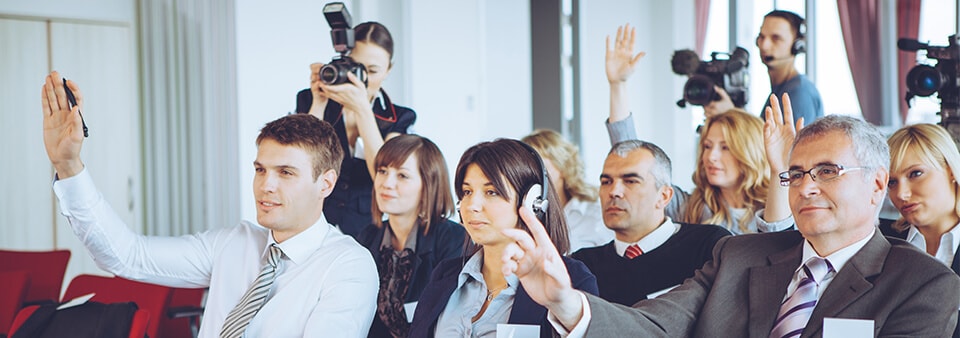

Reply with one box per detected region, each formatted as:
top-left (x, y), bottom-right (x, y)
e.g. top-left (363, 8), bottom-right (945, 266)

top-left (140, 0), bottom-right (241, 235)
top-left (695, 0), bottom-right (711, 57)
top-left (837, 0), bottom-right (883, 124)
top-left (897, 0), bottom-right (923, 124)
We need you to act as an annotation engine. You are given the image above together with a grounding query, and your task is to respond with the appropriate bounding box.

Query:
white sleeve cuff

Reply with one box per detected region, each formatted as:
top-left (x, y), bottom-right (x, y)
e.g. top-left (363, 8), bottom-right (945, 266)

top-left (52, 168), bottom-right (99, 217)
top-left (547, 291), bottom-right (591, 338)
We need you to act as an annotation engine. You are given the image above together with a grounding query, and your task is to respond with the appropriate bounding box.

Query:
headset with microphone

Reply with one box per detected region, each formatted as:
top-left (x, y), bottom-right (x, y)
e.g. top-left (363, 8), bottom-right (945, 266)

top-left (759, 11), bottom-right (806, 62)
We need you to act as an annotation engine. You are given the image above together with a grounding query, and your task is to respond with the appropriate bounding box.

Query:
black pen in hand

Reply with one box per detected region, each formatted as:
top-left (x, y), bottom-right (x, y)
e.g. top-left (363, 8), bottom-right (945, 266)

top-left (62, 78), bottom-right (89, 138)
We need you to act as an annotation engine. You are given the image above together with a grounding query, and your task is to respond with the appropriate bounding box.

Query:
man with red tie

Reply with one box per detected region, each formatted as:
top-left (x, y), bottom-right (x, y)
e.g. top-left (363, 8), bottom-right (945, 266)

top-left (570, 140), bottom-right (729, 306)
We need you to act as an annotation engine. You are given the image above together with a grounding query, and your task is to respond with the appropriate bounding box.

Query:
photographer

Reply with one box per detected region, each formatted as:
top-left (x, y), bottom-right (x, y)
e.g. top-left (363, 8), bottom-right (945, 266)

top-left (295, 20), bottom-right (416, 238)
top-left (705, 10), bottom-right (823, 122)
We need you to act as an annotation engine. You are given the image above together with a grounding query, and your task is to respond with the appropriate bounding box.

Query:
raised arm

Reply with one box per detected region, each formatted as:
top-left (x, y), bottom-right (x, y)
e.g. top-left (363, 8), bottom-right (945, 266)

top-left (318, 72), bottom-right (386, 179)
top-left (761, 93), bottom-right (802, 224)
top-left (42, 71), bottom-right (86, 179)
top-left (604, 24), bottom-right (645, 145)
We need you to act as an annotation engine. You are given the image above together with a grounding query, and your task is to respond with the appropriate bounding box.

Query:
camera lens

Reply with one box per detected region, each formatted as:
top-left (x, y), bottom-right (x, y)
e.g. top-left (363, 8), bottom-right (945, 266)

top-left (320, 65), bottom-right (341, 85)
top-left (684, 75), bottom-right (717, 106)
top-left (906, 65), bottom-right (947, 97)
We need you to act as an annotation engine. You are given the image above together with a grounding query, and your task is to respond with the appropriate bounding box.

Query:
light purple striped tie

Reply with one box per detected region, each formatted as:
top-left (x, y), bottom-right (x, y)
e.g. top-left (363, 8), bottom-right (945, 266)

top-left (769, 257), bottom-right (834, 338)
top-left (221, 244), bottom-right (283, 338)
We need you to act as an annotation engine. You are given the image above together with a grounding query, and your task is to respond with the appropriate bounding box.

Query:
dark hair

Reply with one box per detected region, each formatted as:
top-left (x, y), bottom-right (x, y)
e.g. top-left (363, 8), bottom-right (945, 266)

top-left (355, 21), bottom-right (394, 62)
top-left (454, 139), bottom-right (570, 255)
top-left (256, 114), bottom-right (343, 180)
top-left (764, 10), bottom-right (805, 39)
top-left (371, 135), bottom-right (455, 234)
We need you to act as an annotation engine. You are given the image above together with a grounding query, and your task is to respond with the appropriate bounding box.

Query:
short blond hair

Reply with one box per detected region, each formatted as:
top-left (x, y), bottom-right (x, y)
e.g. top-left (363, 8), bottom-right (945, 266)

top-left (888, 123), bottom-right (960, 232)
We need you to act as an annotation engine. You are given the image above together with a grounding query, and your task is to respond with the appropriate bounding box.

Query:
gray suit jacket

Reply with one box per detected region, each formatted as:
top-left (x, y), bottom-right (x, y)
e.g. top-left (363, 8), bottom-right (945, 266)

top-left (586, 230), bottom-right (960, 337)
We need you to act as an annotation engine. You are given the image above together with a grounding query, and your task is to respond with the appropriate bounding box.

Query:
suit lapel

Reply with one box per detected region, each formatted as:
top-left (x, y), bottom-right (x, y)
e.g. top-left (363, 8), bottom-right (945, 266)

top-left (802, 231), bottom-right (888, 337)
top-left (748, 240), bottom-right (803, 337)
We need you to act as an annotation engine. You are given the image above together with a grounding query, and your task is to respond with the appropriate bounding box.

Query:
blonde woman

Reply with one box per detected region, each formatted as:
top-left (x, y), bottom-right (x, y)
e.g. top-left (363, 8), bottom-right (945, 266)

top-left (522, 130), bottom-right (614, 251)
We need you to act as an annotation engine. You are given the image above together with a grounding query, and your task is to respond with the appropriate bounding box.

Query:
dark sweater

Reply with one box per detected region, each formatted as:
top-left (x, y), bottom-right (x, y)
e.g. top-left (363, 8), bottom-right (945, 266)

top-left (571, 222), bottom-right (730, 306)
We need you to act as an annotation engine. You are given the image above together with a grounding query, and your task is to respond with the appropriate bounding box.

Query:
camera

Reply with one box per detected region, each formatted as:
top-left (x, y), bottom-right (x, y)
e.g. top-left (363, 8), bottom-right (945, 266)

top-left (899, 35), bottom-right (960, 140)
top-left (671, 47), bottom-right (750, 108)
top-left (320, 2), bottom-right (367, 86)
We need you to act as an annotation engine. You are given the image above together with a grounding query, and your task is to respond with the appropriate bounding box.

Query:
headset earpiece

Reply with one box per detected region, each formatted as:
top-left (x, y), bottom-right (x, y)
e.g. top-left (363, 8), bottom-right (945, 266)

top-left (791, 16), bottom-right (806, 55)
top-left (515, 140), bottom-right (550, 224)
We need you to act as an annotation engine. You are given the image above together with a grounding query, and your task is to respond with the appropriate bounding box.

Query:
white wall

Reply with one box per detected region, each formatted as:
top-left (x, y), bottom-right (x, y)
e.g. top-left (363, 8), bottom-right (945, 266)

top-left (577, 0), bottom-right (697, 192)
top-left (0, 0), bottom-right (135, 23)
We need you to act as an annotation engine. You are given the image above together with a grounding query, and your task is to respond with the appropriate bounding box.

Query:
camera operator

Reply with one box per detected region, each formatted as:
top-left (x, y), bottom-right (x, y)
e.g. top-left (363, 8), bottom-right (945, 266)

top-left (295, 20), bottom-right (416, 239)
top-left (705, 10), bottom-right (823, 122)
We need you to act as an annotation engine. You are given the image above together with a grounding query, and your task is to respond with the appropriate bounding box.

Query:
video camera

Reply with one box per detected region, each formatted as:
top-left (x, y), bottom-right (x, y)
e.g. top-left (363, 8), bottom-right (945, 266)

top-left (319, 2), bottom-right (368, 86)
top-left (671, 47), bottom-right (750, 108)
top-left (899, 35), bottom-right (960, 141)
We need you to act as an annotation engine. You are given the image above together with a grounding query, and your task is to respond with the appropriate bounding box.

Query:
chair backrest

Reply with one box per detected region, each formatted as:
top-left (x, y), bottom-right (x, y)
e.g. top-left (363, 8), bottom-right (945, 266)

top-left (0, 249), bottom-right (71, 304)
top-left (9, 304), bottom-right (149, 338)
top-left (0, 270), bottom-right (29, 336)
top-left (63, 274), bottom-right (172, 338)
top-left (159, 287), bottom-right (206, 338)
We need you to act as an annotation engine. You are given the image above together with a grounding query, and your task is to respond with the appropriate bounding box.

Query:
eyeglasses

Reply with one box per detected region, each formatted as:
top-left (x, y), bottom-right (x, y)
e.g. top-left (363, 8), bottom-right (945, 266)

top-left (778, 164), bottom-right (867, 187)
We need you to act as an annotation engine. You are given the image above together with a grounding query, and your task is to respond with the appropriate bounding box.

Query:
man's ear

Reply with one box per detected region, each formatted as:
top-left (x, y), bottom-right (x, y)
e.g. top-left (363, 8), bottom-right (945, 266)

top-left (870, 168), bottom-right (889, 207)
top-left (656, 184), bottom-right (674, 210)
top-left (319, 169), bottom-right (338, 198)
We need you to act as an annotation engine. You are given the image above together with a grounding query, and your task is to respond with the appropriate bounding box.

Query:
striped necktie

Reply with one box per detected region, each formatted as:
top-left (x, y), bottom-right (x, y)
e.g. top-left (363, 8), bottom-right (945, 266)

top-left (625, 244), bottom-right (643, 259)
top-left (221, 244), bottom-right (283, 338)
top-left (769, 257), bottom-right (834, 338)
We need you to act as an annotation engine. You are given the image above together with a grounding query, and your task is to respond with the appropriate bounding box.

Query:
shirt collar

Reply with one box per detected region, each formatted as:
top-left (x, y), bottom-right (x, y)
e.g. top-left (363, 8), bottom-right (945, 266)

top-left (456, 249), bottom-right (519, 289)
top-left (800, 228), bottom-right (875, 275)
top-left (906, 221), bottom-right (960, 265)
top-left (373, 90), bottom-right (387, 111)
top-left (267, 215), bottom-right (332, 265)
top-left (614, 217), bottom-right (679, 257)
top-left (380, 223), bottom-right (419, 253)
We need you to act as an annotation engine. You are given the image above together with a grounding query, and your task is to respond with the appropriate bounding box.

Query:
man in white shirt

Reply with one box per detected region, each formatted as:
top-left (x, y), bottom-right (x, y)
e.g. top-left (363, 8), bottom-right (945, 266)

top-left (41, 71), bottom-right (378, 338)
top-left (501, 115), bottom-right (960, 337)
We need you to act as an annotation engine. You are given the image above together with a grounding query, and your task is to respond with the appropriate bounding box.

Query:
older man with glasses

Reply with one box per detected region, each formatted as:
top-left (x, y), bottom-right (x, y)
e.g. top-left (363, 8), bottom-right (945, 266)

top-left (499, 101), bottom-right (960, 337)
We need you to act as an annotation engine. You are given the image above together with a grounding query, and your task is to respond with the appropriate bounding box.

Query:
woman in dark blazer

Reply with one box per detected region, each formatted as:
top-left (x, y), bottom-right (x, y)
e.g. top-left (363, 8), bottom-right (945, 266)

top-left (881, 123), bottom-right (960, 338)
top-left (408, 139), bottom-right (598, 338)
top-left (357, 135), bottom-right (466, 338)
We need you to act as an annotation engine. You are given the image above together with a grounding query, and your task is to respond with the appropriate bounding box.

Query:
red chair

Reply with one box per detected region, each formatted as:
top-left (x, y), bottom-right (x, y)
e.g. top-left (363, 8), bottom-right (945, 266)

top-left (160, 287), bottom-right (206, 338)
top-left (62, 275), bottom-right (172, 338)
top-left (0, 250), bottom-right (71, 305)
top-left (8, 304), bottom-right (149, 338)
top-left (0, 270), bottom-right (29, 337)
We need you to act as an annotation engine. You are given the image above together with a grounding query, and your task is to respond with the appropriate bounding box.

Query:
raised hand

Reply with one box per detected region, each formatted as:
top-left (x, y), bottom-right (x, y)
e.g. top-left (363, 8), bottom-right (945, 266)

top-left (605, 24), bottom-right (646, 84)
top-left (317, 71), bottom-right (371, 117)
top-left (763, 93), bottom-right (803, 173)
top-left (502, 206), bottom-right (584, 328)
top-left (703, 86), bottom-right (735, 118)
top-left (41, 71), bottom-right (85, 179)
top-left (308, 62), bottom-right (331, 118)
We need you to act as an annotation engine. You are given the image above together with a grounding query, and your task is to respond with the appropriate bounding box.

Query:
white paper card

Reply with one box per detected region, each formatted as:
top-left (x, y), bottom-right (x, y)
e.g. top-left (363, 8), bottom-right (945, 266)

top-left (496, 323), bottom-right (539, 338)
top-left (823, 317), bottom-right (873, 338)
top-left (57, 292), bottom-right (96, 310)
top-left (403, 301), bottom-right (418, 323)
top-left (647, 284), bottom-right (680, 299)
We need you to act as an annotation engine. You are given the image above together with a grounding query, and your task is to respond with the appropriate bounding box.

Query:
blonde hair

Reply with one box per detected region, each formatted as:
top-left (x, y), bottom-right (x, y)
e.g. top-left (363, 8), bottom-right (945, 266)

top-left (887, 123), bottom-right (960, 232)
top-left (684, 109), bottom-right (769, 233)
top-left (522, 129), bottom-right (598, 202)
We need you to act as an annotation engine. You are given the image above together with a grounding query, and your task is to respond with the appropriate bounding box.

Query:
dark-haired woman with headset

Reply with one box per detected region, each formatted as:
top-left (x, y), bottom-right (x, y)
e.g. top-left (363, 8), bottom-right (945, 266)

top-left (408, 139), bottom-right (598, 338)
top-left (296, 21), bottom-right (416, 238)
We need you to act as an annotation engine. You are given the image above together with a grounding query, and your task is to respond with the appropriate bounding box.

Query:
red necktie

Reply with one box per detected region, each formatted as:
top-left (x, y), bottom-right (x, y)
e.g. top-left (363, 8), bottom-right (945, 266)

top-left (625, 244), bottom-right (643, 259)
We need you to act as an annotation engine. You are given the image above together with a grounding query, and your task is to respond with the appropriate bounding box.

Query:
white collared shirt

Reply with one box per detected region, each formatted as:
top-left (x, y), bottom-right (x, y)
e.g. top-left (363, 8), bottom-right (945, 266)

top-left (906, 222), bottom-right (960, 267)
top-left (54, 169), bottom-right (379, 338)
top-left (782, 228), bottom-right (875, 301)
top-left (613, 217), bottom-right (680, 257)
top-left (565, 197), bottom-right (614, 252)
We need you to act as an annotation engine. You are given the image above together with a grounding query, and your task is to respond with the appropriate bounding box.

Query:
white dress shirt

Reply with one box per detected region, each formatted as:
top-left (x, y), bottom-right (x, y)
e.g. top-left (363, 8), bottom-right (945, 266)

top-left (565, 197), bottom-right (614, 252)
top-left (906, 223), bottom-right (960, 267)
top-left (54, 169), bottom-right (379, 338)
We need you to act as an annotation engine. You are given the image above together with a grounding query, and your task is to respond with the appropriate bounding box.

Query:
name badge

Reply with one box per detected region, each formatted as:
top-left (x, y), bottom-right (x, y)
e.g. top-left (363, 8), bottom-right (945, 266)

top-left (823, 317), bottom-right (873, 338)
top-left (496, 323), bottom-right (539, 338)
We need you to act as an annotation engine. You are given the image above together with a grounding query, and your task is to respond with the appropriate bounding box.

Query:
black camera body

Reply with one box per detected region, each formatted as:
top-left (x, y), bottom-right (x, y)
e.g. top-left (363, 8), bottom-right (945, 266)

top-left (320, 2), bottom-right (367, 86)
top-left (900, 35), bottom-right (960, 143)
top-left (672, 47), bottom-right (750, 108)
